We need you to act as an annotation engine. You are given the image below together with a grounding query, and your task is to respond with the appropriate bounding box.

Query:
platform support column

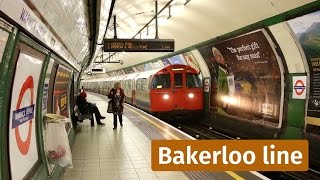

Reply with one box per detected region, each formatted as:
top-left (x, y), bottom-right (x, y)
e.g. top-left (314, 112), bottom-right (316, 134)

top-left (0, 28), bottom-right (20, 180)
top-left (203, 77), bottom-right (210, 115)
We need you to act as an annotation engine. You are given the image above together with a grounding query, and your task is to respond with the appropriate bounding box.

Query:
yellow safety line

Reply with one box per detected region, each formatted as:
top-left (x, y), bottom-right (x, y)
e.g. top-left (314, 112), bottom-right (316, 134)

top-left (126, 105), bottom-right (245, 180)
top-left (226, 171), bottom-right (245, 180)
top-left (126, 106), bottom-right (181, 140)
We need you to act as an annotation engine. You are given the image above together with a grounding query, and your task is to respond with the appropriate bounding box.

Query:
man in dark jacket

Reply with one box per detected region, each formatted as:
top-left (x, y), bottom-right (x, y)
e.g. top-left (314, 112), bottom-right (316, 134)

top-left (76, 91), bottom-right (105, 126)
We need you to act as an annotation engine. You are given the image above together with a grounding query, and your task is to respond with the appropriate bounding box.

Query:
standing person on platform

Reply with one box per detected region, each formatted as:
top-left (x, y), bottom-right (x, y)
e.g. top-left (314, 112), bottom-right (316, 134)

top-left (108, 82), bottom-right (125, 129)
top-left (76, 91), bottom-right (105, 127)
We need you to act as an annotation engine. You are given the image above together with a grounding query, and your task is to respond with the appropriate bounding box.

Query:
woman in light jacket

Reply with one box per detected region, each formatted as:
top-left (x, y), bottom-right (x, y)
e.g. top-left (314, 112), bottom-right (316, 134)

top-left (108, 82), bottom-right (125, 129)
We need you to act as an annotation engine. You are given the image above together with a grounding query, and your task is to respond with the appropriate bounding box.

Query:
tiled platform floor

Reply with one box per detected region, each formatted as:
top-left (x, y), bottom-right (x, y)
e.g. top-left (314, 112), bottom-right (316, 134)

top-left (62, 93), bottom-right (189, 180)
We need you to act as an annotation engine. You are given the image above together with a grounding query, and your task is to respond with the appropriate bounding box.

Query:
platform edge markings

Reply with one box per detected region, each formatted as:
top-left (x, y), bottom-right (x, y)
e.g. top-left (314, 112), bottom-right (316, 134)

top-left (125, 105), bottom-right (270, 180)
top-left (124, 104), bottom-right (246, 180)
top-left (125, 105), bottom-right (186, 140)
top-left (249, 171), bottom-right (271, 180)
top-left (86, 92), bottom-right (267, 180)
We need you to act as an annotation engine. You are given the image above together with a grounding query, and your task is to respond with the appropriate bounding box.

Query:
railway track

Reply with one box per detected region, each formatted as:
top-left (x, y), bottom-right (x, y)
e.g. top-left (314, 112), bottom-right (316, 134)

top-left (169, 120), bottom-right (320, 180)
top-left (124, 104), bottom-right (319, 180)
top-left (124, 105), bottom-right (319, 180)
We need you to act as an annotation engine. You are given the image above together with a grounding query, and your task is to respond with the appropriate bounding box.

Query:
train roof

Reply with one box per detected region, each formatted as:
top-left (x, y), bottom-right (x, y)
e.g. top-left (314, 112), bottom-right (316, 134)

top-left (158, 64), bottom-right (197, 73)
top-left (83, 65), bottom-right (197, 82)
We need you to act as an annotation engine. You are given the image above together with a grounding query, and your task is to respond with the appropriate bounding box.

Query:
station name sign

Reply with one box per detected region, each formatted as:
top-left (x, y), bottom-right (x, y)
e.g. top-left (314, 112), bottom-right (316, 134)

top-left (103, 39), bottom-right (175, 52)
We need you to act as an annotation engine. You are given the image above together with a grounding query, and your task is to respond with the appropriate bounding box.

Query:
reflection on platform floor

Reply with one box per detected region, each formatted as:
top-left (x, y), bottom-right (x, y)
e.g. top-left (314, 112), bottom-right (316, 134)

top-left (63, 93), bottom-right (269, 180)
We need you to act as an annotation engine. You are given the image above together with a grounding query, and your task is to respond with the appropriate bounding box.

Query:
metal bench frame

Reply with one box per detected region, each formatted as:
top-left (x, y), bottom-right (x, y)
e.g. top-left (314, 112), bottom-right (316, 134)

top-left (74, 105), bottom-right (92, 121)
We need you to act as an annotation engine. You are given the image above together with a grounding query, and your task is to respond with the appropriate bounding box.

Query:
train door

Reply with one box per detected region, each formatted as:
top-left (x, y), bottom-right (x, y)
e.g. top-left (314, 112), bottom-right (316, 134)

top-left (132, 74), bottom-right (139, 105)
top-left (172, 71), bottom-right (186, 110)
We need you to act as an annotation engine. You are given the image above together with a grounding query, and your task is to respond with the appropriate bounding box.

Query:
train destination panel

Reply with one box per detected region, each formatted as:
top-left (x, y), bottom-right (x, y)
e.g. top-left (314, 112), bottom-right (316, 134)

top-left (103, 39), bottom-right (175, 52)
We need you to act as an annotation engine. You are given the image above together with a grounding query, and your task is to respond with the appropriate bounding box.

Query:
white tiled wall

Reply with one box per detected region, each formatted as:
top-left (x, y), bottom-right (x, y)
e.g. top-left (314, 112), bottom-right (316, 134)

top-left (30, 0), bottom-right (90, 63)
top-left (0, 29), bottom-right (9, 63)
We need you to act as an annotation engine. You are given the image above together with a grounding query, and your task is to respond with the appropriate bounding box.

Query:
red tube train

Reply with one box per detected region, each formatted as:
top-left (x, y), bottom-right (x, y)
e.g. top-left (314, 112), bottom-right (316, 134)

top-left (83, 65), bottom-right (204, 117)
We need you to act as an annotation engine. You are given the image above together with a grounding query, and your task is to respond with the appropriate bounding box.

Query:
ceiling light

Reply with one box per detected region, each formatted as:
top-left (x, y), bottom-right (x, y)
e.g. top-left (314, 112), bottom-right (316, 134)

top-left (171, 5), bottom-right (184, 16)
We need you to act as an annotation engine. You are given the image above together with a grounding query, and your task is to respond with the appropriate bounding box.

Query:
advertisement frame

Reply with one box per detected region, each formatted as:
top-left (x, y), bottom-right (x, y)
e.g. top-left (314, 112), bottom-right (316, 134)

top-left (8, 40), bottom-right (46, 180)
top-left (262, 29), bottom-right (286, 129)
top-left (198, 29), bottom-right (285, 128)
top-left (285, 21), bottom-right (310, 133)
top-left (286, 21), bottom-right (311, 134)
top-left (286, 16), bottom-right (319, 133)
top-left (53, 65), bottom-right (72, 118)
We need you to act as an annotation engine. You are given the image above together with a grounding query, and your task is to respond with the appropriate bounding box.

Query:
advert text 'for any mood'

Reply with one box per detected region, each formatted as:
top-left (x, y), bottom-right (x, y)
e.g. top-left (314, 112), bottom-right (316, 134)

top-left (151, 140), bottom-right (308, 171)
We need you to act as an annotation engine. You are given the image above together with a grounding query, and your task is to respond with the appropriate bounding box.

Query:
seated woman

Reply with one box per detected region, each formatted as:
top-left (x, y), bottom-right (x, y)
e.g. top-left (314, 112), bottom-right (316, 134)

top-left (76, 91), bottom-right (105, 127)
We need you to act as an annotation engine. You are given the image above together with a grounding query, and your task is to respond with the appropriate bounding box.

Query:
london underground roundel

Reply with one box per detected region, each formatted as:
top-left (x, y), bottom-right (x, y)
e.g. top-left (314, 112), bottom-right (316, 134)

top-left (12, 76), bottom-right (34, 155)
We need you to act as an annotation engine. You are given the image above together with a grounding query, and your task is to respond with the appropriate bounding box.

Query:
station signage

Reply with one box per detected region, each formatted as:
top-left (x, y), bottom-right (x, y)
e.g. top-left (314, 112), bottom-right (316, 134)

top-left (9, 53), bottom-right (42, 180)
top-left (104, 39), bottom-right (175, 52)
top-left (152, 140), bottom-right (308, 171)
top-left (292, 76), bottom-right (307, 99)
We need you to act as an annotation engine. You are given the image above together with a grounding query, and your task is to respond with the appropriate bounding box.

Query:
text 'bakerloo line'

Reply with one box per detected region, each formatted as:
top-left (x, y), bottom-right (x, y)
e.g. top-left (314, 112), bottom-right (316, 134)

top-left (151, 140), bottom-right (308, 171)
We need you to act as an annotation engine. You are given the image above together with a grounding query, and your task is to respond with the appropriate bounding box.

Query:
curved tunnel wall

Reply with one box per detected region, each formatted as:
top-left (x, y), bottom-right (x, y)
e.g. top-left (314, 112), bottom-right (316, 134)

top-left (86, 1), bottom-right (319, 165)
top-left (82, 1), bottom-right (320, 170)
top-left (83, 2), bottom-right (320, 138)
top-left (0, 1), bottom-right (319, 180)
top-left (97, 0), bottom-right (316, 71)
top-left (0, 12), bottom-right (80, 180)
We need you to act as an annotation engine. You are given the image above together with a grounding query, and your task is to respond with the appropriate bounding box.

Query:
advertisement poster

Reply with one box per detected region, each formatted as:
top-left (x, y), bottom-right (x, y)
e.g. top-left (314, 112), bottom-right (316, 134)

top-left (288, 10), bottom-right (320, 134)
top-left (9, 53), bottom-right (43, 180)
top-left (53, 65), bottom-right (71, 118)
top-left (162, 58), bottom-right (172, 66)
top-left (198, 30), bottom-right (282, 126)
top-left (148, 62), bottom-right (155, 69)
top-left (158, 60), bottom-right (164, 67)
top-left (182, 52), bottom-right (201, 73)
top-left (125, 67), bottom-right (134, 74)
top-left (153, 61), bottom-right (162, 68)
top-left (123, 68), bottom-right (129, 74)
top-left (135, 64), bottom-right (145, 72)
top-left (132, 67), bottom-right (138, 72)
top-left (169, 55), bottom-right (186, 65)
top-left (144, 63), bottom-right (152, 71)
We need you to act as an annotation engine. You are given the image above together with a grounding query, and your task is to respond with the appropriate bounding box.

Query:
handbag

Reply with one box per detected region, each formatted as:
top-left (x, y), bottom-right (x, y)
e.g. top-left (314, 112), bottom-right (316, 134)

top-left (107, 100), bottom-right (113, 113)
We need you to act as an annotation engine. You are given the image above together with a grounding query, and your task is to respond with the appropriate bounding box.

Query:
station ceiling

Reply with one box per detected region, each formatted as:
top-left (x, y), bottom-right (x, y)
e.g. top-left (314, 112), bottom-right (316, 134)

top-left (28, 0), bottom-right (315, 74)
top-left (89, 0), bottom-right (314, 74)
top-left (30, 0), bottom-right (90, 64)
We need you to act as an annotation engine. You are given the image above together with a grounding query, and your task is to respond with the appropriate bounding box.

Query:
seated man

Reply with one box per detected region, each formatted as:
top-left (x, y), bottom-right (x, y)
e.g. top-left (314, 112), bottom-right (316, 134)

top-left (76, 91), bottom-right (105, 126)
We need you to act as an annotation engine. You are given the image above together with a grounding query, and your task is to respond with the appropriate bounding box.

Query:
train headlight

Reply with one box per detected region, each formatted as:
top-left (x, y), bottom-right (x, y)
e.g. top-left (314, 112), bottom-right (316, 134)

top-left (188, 93), bottom-right (194, 99)
top-left (163, 94), bottom-right (169, 100)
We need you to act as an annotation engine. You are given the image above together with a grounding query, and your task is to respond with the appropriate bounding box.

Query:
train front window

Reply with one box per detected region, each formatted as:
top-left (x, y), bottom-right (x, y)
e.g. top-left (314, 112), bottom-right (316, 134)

top-left (186, 73), bottom-right (202, 88)
top-left (151, 74), bottom-right (170, 89)
top-left (174, 73), bottom-right (183, 88)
